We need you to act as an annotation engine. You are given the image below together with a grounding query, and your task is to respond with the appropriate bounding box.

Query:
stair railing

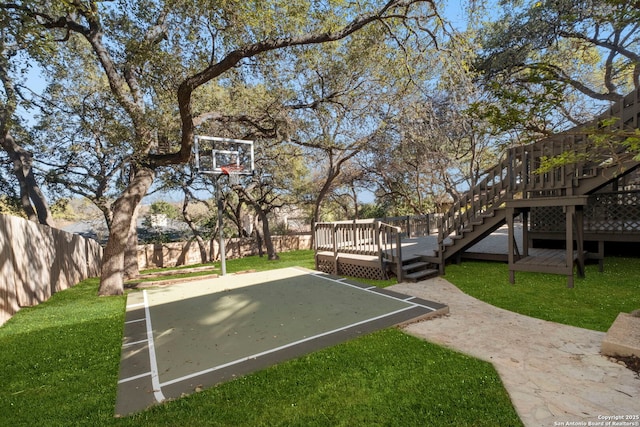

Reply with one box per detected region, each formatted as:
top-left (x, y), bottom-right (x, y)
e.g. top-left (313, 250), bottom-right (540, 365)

top-left (437, 135), bottom-right (605, 258)
top-left (437, 154), bottom-right (512, 257)
top-left (378, 222), bottom-right (403, 282)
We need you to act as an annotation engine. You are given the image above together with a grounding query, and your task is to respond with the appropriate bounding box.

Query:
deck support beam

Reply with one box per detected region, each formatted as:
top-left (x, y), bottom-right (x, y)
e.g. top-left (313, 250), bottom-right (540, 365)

top-left (507, 196), bottom-right (588, 288)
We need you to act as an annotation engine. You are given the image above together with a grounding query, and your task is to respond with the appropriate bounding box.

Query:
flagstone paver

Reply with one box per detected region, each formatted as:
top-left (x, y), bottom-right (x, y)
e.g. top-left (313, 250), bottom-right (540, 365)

top-left (391, 277), bottom-right (640, 427)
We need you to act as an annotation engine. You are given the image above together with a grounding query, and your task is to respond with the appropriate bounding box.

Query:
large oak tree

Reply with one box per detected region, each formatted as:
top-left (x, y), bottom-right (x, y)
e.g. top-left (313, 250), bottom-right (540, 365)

top-left (3, 0), bottom-right (440, 295)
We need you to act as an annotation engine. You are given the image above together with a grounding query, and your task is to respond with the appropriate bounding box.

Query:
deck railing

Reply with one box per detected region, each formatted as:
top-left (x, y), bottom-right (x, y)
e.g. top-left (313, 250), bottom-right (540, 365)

top-left (315, 220), bottom-right (378, 256)
top-left (314, 220), bottom-right (403, 280)
top-left (378, 214), bottom-right (433, 238)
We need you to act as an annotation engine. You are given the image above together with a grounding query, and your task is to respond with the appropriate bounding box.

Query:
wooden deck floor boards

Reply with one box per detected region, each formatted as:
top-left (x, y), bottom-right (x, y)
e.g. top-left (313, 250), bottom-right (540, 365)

top-left (516, 248), bottom-right (569, 267)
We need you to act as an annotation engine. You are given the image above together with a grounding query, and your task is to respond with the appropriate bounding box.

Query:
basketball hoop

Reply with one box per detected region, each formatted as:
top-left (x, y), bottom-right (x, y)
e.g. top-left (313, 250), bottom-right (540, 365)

top-left (220, 164), bottom-right (243, 186)
top-left (193, 136), bottom-right (254, 277)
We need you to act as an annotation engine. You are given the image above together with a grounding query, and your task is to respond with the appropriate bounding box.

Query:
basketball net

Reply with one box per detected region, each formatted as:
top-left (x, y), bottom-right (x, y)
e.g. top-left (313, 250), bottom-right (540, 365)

top-left (220, 164), bottom-right (243, 186)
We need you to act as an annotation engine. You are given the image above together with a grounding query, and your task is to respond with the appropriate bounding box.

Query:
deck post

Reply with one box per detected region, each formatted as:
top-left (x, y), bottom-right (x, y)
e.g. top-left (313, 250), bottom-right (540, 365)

top-left (395, 228), bottom-right (403, 282)
top-left (574, 207), bottom-right (585, 279)
top-left (597, 240), bottom-right (604, 272)
top-left (313, 223), bottom-right (318, 271)
top-left (522, 210), bottom-right (529, 257)
top-left (565, 205), bottom-right (574, 288)
top-left (376, 221), bottom-right (384, 278)
top-left (332, 223), bottom-right (338, 276)
top-left (507, 206), bottom-right (516, 284)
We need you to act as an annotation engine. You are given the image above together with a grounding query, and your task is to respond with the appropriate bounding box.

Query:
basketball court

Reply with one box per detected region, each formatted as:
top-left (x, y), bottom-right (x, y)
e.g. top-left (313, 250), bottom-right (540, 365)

top-left (115, 267), bottom-right (447, 415)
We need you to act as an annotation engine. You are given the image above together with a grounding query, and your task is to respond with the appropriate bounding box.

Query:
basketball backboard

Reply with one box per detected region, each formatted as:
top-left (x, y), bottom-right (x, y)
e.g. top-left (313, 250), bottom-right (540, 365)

top-left (194, 136), bottom-right (255, 175)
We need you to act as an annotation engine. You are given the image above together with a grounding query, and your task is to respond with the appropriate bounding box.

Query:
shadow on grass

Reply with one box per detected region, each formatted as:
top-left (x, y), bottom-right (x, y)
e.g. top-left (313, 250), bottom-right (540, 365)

top-left (0, 279), bottom-right (125, 426)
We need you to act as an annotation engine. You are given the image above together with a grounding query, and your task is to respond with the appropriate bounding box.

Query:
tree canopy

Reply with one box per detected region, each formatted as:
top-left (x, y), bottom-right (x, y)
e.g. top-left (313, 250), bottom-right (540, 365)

top-left (475, 0), bottom-right (640, 135)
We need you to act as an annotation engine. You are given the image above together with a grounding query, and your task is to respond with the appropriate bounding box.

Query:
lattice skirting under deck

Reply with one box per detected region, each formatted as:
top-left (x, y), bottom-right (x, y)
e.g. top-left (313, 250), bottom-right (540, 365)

top-left (530, 191), bottom-right (640, 234)
top-left (316, 258), bottom-right (387, 280)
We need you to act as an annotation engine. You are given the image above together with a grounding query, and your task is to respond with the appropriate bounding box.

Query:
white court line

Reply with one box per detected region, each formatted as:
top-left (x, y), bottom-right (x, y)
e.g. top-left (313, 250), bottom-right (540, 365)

top-left (159, 305), bottom-right (416, 388)
top-left (118, 371), bottom-right (151, 384)
top-left (143, 290), bottom-right (166, 403)
top-left (125, 318), bottom-right (145, 324)
top-left (304, 268), bottom-right (441, 312)
top-left (122, 338), bottom-right (148, 347)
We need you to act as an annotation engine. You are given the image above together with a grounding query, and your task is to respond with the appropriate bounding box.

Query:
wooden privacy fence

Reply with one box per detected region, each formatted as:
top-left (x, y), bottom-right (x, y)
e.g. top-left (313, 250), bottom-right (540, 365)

top-left (0, 214), bottom-right (103, 326)
top-left (137, 234), bottom-right (312, 269)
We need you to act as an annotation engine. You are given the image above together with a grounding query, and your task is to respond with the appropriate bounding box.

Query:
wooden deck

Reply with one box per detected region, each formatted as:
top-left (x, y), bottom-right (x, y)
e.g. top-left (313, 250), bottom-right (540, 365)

top-left (316, 224), bottom-right (525, 281)
top-left (509, 248), bottom-right (587, 288)
top-left (395, 224), bottom-right (525, 260)
top-left (316, 221), bottom-right (638, 284)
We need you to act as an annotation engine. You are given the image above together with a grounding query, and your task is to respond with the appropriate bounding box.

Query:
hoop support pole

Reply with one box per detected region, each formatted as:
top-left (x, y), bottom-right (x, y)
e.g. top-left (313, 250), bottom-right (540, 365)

top-left (216, 178), bottom-right (226, 276)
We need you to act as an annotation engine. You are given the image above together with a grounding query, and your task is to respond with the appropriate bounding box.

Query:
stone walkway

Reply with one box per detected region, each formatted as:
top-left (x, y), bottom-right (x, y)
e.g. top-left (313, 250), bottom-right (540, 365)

top-left (390, 277), bottom-right (640, 427)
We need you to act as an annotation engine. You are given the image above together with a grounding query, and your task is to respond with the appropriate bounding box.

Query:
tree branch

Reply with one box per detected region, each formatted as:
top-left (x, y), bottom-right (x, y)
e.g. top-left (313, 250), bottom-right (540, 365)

top-left (153, 0), bottom-right (435, 167)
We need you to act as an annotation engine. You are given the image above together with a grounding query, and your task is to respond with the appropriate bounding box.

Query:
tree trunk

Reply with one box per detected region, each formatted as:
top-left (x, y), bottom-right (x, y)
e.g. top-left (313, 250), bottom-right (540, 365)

top-left (253, 216), bottom-right (264, 257)
top-left (257, 208), bottom-right (279, 260)
top-left (181, 194), bottom-right (208, 263)
top-left (123, 204), bottom-right (140, 280)
top-left (1, 133), bottom-right (55, 227)
top-left (19, 182), bottom-right (37, 222)
top-left (99, 167), bottom-right (155, 296)
top-left (310, 194), bottom-right (324, 249)
top-left (351, 185), bottom-right (359, 219)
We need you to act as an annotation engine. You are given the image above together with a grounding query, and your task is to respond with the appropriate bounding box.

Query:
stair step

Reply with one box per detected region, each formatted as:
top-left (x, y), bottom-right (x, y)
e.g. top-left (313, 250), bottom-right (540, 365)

top-left (401, 255), bottom-right (422, 265)
top-left (405, 269), bottom-right (439, 282)
top-left (402, 261), bottom-right (430, 272)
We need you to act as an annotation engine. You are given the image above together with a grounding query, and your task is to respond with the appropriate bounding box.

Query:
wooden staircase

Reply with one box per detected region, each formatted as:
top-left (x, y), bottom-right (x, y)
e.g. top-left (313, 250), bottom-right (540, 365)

top-left (432, 88), bottom-right (640, 274)
top-left (314, 89), bottom-right (640, 284)
top-left (388, 255), bottom-right (439, 282)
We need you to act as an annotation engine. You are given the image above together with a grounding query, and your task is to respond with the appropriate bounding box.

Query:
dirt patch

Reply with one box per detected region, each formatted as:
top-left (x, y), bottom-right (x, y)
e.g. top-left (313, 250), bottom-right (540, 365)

top-left (125, 273), bottom-right (219, 289)
top-left (136, 265), bottom-right (218, 279)
top-left (610, 354), bottom-right (640, 377)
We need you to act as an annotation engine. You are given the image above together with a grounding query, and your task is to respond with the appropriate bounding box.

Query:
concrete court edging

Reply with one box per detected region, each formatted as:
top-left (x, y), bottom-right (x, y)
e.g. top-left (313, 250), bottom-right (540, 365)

top-left (389, 277), bottom-right (640, 427)
top-left (601, 313), bottom-right (640, 359)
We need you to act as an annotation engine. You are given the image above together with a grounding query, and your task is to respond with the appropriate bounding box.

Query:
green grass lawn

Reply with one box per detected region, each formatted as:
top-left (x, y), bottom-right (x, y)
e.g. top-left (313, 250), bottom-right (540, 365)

top-left (444, 257), bottom-right (640, 332)
top-left (0, 280), bottom-right (125, 425)
top-left (0, 250), bottom-right (522, 426)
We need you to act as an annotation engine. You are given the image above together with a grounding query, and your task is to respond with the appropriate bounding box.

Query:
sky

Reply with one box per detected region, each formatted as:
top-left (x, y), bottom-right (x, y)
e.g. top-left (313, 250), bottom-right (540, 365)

top-left (15, 1), bottom-right (479, 208)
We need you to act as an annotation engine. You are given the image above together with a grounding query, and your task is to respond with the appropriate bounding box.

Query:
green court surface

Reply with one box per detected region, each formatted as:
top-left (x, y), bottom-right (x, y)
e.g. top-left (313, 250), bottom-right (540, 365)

top-left (115, 267), bottom-right (447, 415)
